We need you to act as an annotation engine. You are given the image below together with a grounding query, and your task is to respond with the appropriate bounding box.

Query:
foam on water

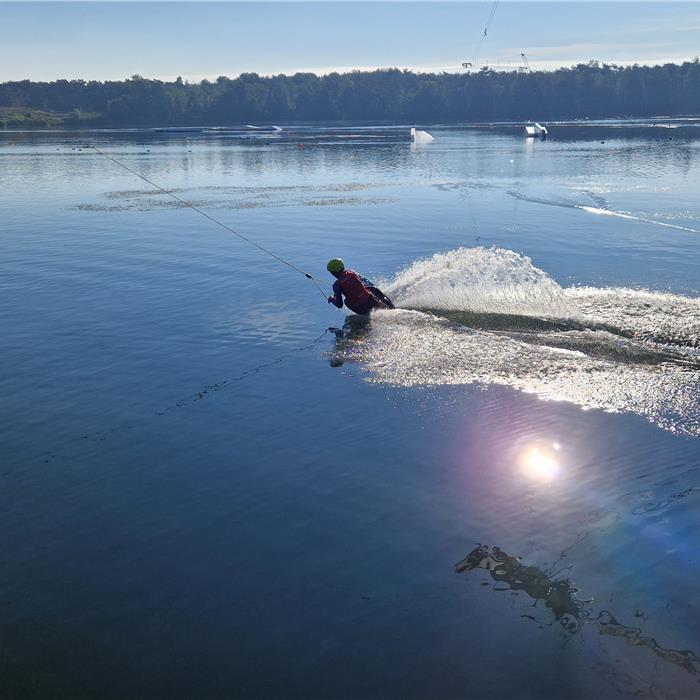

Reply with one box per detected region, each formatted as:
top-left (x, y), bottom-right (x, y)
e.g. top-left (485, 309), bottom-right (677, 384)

top-left (335, 248), bottom-right (700, 435)
top-left (567, 286), bottom-right (700, 348)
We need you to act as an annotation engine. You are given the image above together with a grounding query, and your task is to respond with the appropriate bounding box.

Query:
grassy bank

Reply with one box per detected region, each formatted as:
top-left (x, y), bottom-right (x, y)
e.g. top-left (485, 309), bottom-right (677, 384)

top-left (0, 107), bottom-right (100, 128)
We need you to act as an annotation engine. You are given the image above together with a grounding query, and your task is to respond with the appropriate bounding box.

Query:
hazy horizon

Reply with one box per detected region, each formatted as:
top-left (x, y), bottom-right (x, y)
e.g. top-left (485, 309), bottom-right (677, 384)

top-left (2, 1), bottom-right (699, 82)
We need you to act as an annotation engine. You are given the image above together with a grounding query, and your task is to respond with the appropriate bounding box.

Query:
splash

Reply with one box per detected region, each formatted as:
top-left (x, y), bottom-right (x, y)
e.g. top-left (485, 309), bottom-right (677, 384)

top-left (384, 247), bottom-right (700, 348)
top-left (387, 248), bottom-right (574, 317)
top-left (332, 248), bottom-right (700, 435)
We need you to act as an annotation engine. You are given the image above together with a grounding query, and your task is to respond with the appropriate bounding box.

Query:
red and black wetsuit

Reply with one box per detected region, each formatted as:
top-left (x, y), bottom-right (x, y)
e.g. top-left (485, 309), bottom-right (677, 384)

top-left (329, 270), bottom-right (385, 315)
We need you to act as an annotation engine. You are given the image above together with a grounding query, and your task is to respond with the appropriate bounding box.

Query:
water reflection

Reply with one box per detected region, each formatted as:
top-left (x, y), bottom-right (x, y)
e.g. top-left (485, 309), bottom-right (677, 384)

top-left (456, 545), bottom-right (585, 632)
top-left (520, 444), bottom-right (561, 482)
top-left (456, 545), bottom-right (700, 676)
top-left (327, 316), bottom-right (372, 368)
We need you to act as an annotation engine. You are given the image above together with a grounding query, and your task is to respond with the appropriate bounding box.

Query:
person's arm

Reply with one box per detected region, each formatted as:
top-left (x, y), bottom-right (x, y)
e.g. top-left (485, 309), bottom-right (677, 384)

top-left (328, 280), bottom-right (343, 308)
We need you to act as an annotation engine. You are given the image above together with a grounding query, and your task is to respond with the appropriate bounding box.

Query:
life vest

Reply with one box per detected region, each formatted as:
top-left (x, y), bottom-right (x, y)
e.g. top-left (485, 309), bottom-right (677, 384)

top-left (337, 270), bottom-right (375, 313)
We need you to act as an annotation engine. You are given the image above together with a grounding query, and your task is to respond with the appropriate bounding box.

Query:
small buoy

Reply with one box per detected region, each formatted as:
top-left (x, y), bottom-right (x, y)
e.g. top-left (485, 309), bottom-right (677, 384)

top-left (298, 143), bottom-right (305, 149)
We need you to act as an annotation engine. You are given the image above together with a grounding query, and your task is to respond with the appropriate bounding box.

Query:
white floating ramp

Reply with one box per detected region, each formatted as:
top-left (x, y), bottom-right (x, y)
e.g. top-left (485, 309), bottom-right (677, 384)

top-left (524, 122), bottom-right (548, 138)
top-left (411, 127), bottom-right (434, 142)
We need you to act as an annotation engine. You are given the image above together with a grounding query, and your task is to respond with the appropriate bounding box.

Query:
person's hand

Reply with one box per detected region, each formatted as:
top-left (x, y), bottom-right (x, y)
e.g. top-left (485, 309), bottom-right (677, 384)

top-left (327, 295), bottom-right (334, 304)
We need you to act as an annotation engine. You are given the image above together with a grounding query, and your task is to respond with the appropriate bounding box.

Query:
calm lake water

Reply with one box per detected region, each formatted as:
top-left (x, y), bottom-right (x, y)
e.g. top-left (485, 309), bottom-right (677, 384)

top-left (1, 123), bottom-right (700, 699)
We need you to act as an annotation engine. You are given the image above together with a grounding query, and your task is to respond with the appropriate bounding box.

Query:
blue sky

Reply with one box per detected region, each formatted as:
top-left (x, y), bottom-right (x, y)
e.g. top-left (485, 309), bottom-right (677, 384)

top-left (2, 2), bottom-right (699, 81)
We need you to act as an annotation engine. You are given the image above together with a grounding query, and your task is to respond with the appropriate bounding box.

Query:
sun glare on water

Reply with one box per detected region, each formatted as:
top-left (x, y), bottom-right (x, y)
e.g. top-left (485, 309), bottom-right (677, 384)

top-left (520, 445), bottom-right (561, 482)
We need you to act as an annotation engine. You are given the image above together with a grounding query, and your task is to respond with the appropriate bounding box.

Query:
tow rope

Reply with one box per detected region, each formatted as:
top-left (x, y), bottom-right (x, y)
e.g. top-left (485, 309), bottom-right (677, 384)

top-left (86, 144), bottom-right (329, 300)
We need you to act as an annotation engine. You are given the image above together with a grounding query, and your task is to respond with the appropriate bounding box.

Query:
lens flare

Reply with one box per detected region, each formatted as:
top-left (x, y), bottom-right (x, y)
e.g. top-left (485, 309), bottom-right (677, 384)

top-left (520, 446), bottom-right (560, 481)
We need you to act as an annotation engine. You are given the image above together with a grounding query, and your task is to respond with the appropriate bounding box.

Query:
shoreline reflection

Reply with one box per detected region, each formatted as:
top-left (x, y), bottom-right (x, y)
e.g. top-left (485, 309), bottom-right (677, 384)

top-left (456, 544), bottom-right (700, 677)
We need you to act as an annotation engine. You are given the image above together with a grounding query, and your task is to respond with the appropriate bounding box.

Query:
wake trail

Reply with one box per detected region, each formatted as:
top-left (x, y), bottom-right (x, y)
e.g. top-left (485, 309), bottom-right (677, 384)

top-left (335, 248), bottom-right (700, 436)
top-left (502, 188), bottom-right (700, 234)
top-left (577, 205), bottom-right (700, 234)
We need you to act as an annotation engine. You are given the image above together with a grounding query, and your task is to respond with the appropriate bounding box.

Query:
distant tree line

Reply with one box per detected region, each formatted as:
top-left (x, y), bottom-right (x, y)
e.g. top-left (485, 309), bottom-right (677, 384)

top-left (1, 60), bottom-right (699, 127)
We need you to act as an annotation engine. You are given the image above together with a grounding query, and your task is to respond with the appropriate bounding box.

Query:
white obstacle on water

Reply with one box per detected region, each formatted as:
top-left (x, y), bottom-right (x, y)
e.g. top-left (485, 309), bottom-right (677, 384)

top-left (411, 127), bottom-right (434, 142)
top-left (524, 122), bottom-right (548, 138)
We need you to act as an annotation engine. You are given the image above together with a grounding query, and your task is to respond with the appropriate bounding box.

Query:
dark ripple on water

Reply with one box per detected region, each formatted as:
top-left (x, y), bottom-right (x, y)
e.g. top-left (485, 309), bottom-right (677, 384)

top-left (74, 182), bottom-right (394, 211)
top-left (74, 196), bottom-right (395, 212)
top-left (102, 182), bottom-right (380, 198)
top-left (73, 183), bottom-right (394, 212)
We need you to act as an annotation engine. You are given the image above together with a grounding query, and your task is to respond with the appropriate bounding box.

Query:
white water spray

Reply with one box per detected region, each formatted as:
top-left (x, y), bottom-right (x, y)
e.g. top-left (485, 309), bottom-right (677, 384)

top-left (386, 247), bottom-right (574, 317)
top-left (335, 248), bottom-right (700, 435)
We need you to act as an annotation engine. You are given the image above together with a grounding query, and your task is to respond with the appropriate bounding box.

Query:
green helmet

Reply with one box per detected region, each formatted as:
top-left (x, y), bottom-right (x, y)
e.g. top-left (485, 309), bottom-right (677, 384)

top-left (327, 258), bottom-right (345, 273)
